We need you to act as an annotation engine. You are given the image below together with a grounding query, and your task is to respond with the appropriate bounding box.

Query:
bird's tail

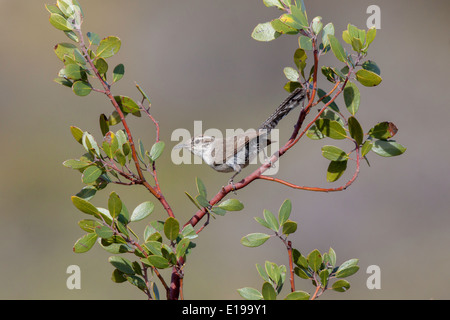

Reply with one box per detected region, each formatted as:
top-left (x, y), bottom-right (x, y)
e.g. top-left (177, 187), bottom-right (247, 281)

top-left (258, 88), bottom-right (306, 132)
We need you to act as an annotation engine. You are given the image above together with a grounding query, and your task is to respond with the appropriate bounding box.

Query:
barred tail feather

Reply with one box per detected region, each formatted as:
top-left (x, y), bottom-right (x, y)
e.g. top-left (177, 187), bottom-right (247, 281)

top-left (258, 88), bottom-right (306, 131)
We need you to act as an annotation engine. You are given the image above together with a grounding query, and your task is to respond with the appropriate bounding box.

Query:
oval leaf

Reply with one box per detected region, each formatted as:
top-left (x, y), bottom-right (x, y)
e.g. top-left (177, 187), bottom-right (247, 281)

top-left (130, 201), bottom-right (155, 222)
top-left (241, 233), bottom-right (271, 248)
top-left (321, 145), bottom-right (348, 161)
top-left (372, 140), bottom-right (406, 157)
top-left (328, 34), bottom-right (347, 62)
top-left (343, 82), bottom-right (360, 115)
top-left (285, 290), bottom-right (310, 300)
top-left (237, 287), bottom-right (263, 300)
top-left (72, 81), bottom-right (92, 96)
top-left (219, 199), bottom-right (244, 211)
top-left (164, 217), bottom-right (180, 241)
top-left (348, 116), bottom-right (364, 145)
top-left (327, 160), bottom-right (348, 182)
top-left (96, 36), bottom-right (121, 59)
top-left (81, 166), bottom-right (102, 184)
top-left (262, 282), bottom-right (277, 300)
top-left (73, 233), bottom-right (97, 253)
top-left (252, 22), bottom-right (281, 42)
top-left (356, 69), bottom-right (382, 87)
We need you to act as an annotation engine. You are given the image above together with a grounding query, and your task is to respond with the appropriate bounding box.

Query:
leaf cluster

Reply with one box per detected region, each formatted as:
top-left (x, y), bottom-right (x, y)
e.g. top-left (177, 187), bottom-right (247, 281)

top-left (239, 199), bottom-right (359, 300)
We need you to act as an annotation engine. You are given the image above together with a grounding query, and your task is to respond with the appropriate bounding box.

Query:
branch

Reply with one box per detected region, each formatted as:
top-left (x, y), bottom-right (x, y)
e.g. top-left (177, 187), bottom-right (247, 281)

top-left (75, 29), bottom-right (175, 218)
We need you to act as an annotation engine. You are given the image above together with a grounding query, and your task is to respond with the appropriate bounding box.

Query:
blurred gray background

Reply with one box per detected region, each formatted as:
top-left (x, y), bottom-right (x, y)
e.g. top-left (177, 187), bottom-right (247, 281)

top-left (1, 0), bottom-right (449, 299)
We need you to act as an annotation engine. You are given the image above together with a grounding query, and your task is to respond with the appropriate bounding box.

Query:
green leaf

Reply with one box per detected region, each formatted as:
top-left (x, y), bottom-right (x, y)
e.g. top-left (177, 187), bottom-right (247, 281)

top-left (284, 81), bottom-right (301, 93)
top-left (94, 225), bottom-right (114, 239)
top-left (78, 219), bottom-right (101, 233)
top-left (285, 291), bottom-right (310, 300)
top-left (362, 60), bottom-right (380, 75)
top-left (108, 192), bottom-right (122, 219)
top-left (130, 201), bottom-right (154, 222)
top-left (195, 194), bottom-right (210, 208)
top-left (262, 282), bottom-right (277, 300)
top-left (251, 22), bottom-right (281, 42)
top-left (356, 69), bottom-right (382, 87)
top-left (332, 279), bottom-right (351, 292)
top-left (211, 207), bottom-right (226, 216)
top-left (321, 23), bottom-right (335, 48)
top-left (368, 122), bottom-right (398, 140)
top-left (351, 37), bottom-right (363, 52)
top-left (71, 196), bottom-right (100, 217)
top-left (73, 233), bottom-right (97, 253)
top-left (72, 81), bottom-right (92, 96)
top-left (241, 233), bottom-right (271, 247)
top-left (336, 265), bottom-right (360, 278)
top-left (185, 191), bottom-right (202, 210)
top-left (311, 16), bottom-right (323, 35)
top-left (319, 269), bottom-right (330, 286)
top-left (254, 217), bottom-right (271, 229)
top-left (306, 125), bottom-right (325, 140)
top-left (298, 36), bottom-right (313, 51)
top-left (54, 43), bottom-right (80, 62)
top-left (49, 13), bottom-right (73, 31)
top-left (164, 217), bottom-right (180, 241)
top-left (327, 160), bottom-right (348, 182)
top-left (294, 266), bottom-right (310, 279)
top-left (361, 140), bottom-right (373, 157)
top-left (144, 241), bottom-right (163, 256)
top-left (237, 287), bottom-right (263, 300)
top-left (126, 275), bottom-right (147, 292)
top-left (70, 126), bottom-right (83, 144)
top-left (366, 27), bottom-right (377, 47)
top-left (263, 209), bottom-right (279, 232)
top-left (181, 224), bottom-right (198, 240)
top-left (144, 255), bottom-right (170, 269)
top-left (321, 145), bottom-right (348, 161)
top-left (283, 67), bottom-right (299, 82)
top-left (149, 141), bottom-right (165, 161)
top-left (195, 177), bottom-right (207, 198)
top-left (94, 57), bottom-right (108, 74)
top-left (271, 19), bottom-right (298, 35)
top-left (343, 82), bottom-right (360, 115)
top-left (218, 199), bottom-right (244, 211)
top-left (114, 96), bottom-right (140, 113)
top-left (63, 159), bottom-right (91, 170)
top-left (328, 34), bottom-right (347, 63)
top-left (176, 238), bottom-right (191, 259)
top-left (108, 256), bottom-right (135, 275)
top-left (111, 269), bottom-right (127, 283)
top-left (54, 77), bottom-right (73, 87)
top-left (294, 48), bottom-right (307, 75)
top-left (348, 116), bottom-right (364, 145)
top-left (278, 199), bottom-right (291, 226)
top-left (290, 5), bottom-right (308, 29)
top-left (315, 119), bottom-right (347, 140)
top-left (256, 263), bottom-right (270, 282)
top-left (372, 140), bottom-right (406, 157)
top-left (263, 0), bottom-right (284, 9)
top-left (328, 247), bottom-right (337, 267)
top-left (87, 32), bottom-right (101, 46)
top-left (282, 220), bottom-right (298, 235)
top-left (308, 249), bottom-right (322, 272)
top-left (96, 36), bottom-right (121, 58)
top-left (99, 114), bottom-right (110, 137)
top-left (82, 166), bottom-right (102, 184)
top-left (113, 64), bottom-right (125, 83)
top-left (46, 4), bottom-right (64, 15)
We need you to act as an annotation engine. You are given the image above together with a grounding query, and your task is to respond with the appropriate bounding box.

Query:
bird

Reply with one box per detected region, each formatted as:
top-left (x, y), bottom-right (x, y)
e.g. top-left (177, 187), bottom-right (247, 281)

top-left (174, 88), bottom-right (306, 182)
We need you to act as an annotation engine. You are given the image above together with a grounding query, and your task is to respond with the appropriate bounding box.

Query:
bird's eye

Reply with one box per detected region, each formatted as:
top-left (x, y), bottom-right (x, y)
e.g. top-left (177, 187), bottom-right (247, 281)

top-left (194, 139), bottom-right (199, 144)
